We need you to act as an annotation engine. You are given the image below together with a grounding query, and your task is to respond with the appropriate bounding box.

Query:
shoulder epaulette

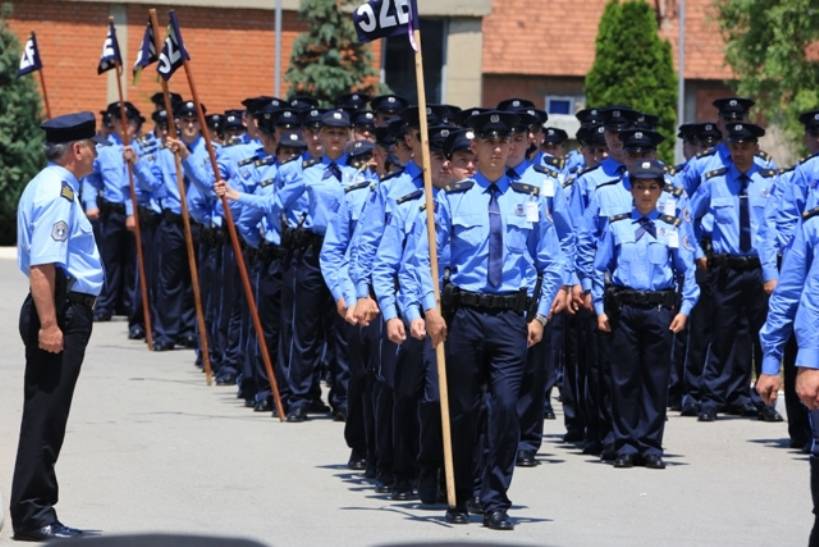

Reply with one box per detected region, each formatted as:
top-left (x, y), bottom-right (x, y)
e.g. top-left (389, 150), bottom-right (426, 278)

top-left (666, 163), bottom-right (684, 176)
top-left (659, 214), bottom-right (681, 227)
top-left (510, 181), bottom-right (540, 196)
top-left (562, 175), bottom-right (576, 189)
top-left (279, 156), bottom-right (299, 167)
top-left (803, 207), bottom-right (819, 221)
top-left (506, 168), bottom-right (521, 180)
top-left (663, 183), bottom-right (684, 198)
top-left (380, 167), bottom-right (405, 183)
top-left (60, 180), bottom-right (75, 202)
top-left (396, 188), bottom-right (423, 205)
top-left (780, 165), bottom-right (796, 175)
top-left (302, 157), bottom-right (321, 169)
top-left (696, 147), bottom-right (716, 159)
top-left (755, 150), bottom-right (772, 161)
top-left (254, 156), bottom-right (276, 168)
top-left (238, 155), bottom-right (257, 167)
top-left (259, 178), bottom-right (274, 188)
top-left (609, 213), bottom-right (630, 223)
top-left (445, 179), bottom-right (474, 193)
top-left (799, 152), bottom-right (819, 165)
top-left (533, 164), bottom-right (559, 178)
top-left (345, 179), bottom-right (371, 194)
top-left (759, 169), bottom-right (778, 178)
top-left (595, 178), bottom-right (620, 190)
top-left (542, 154), bottom-right (564, 169)
top-left (705, 167), bottom-right (727, 180)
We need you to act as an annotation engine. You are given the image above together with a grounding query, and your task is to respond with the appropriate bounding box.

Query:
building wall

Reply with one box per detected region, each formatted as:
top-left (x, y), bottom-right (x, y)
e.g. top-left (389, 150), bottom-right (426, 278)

top-left (482, 74), bottom-right (584, 109)
top-left (442, 18), bottom-right (483, 107)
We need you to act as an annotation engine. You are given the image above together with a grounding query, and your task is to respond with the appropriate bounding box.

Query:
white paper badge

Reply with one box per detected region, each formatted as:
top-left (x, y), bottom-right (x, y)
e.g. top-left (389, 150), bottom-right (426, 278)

top-left (542, 178), bottom-right (555, 197)
top-left (525, 201), bottom-right (539, 222)
top-left (663, 199), bottom-right (677, 216)
top-left (665, 228), bottom-right (679, 248)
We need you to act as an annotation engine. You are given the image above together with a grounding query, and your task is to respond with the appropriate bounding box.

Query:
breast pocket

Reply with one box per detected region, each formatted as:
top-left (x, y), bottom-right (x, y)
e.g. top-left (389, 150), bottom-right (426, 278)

top-left (712, 196), bottom-right (735, 224)
top-left (648, 242), bottom-right (668, 265)
top-left (505, 214), bottom-right (533, 252)
top-left (452, 213), bottom-right (485, 246)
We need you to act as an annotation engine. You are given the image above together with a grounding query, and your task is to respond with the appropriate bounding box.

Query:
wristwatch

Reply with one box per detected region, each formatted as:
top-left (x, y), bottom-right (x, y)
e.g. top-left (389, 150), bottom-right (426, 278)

top-left (534, 314), bottom-right (549, 327)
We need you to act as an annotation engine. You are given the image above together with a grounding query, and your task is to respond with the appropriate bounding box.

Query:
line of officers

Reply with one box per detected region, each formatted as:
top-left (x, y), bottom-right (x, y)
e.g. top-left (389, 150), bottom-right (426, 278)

top-left (79, 90), bottom-right (819, 530)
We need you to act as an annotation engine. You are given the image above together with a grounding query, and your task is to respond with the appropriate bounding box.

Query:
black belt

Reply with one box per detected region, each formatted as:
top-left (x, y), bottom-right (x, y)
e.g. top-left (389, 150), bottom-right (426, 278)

top-left (163, 210), bottom-right (184, 226)
top-left (67, 292), bottom-right (96, 309)
top-left (444, 287), bottom-right (530, 314)
top-left (99, 198), bottom-right (126, 215)
top-left (138, 206), bottom-right (162, 226)
top-left (259, 242), bottom-right (284, 261)
top-left (710, 254), bottom-right (761, 271)
top-left (281, 228), bottom-right (323, 251)
top-left (606, 287), bottom-right (677, 309)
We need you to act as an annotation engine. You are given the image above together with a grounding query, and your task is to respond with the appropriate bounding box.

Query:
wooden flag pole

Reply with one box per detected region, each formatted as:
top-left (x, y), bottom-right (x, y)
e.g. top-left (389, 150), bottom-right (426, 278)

top-left (412, 28), bottom-right (457, 510)
top-left (111, 40), bottom-right (154, 350)
top-left (38, 69), bottom-right (52, 119)
top-left (149, 8), bottom-right (213, 385)
top-left (178, 52), bottom-right (286, 422)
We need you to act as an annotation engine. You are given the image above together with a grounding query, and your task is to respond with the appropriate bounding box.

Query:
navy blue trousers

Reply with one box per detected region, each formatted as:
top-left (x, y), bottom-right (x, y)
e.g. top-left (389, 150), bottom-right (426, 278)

top-left (96, 205), bottom-right (134, 316)
top-left (683, 267), bottom-right (715, 412)
top-left (153, 215), bottom-right (194, 346)
top-left (127, 209), bottom-right (161, 332)
top-left (344, 322), bottom-right (378, 463)
top-left (445, 307), bottom-right (527, 513)
top-left (561, 311), bottom-right (591, 438)
top-left (250, 252), bottom-right (284, 404)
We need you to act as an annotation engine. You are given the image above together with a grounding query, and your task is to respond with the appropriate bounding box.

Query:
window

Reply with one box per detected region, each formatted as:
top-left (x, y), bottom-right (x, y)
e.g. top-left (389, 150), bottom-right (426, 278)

top-left (383, 19), bottom-right (446, 104)
top-left (546, 96), bottom-right (575, 116)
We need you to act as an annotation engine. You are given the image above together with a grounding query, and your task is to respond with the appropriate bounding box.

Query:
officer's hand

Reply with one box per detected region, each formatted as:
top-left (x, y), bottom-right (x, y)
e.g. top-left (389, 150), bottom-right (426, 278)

top-left (123, 145), bottom-right (137, 165)
top-left (527, 320), bottom-right (544, 348)
top-left (336, 298), bottom-right (347, 319)
top-left (386, 318), bottom-right (406, 345)
top-left (39, 323), bottom-right (64, 353)
top-left (410, 318), bottom-right (426, 340)
top-left (425, 308), bottom-right (447, 347)
top-left (597, 313), bottom-right (611, 333)
top-left (569, 284), bottom-right (584, 313)
top-left (756, 373), bottom-right (782, 406)
top-left (550, 288), bottom-right (568, 316)
top-left (86, 208), bottom-right (100, 221)
top-left (214, 179), bottom-right (240, 201)
top-left (166, 137), bottom-right (189, 159)
top-left (669, 313), bottom-right (688, 334)
top-left (344, 306), bottom-right (358, 326)
top-left (125, 215), bottom-right (136, 231)
top-left (796, 368), bottom-right (819, 410)
top-left (763, 279), bottom-right (778, 295)
top-left (697, 257), bottom-right (708, 271)
top-left (582, 292), bottom-right (593, 312)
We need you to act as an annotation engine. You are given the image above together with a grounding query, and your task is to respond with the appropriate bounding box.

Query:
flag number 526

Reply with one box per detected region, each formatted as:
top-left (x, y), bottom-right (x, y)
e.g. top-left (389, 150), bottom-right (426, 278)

top-left (356, 0), bottom-right (411, 32)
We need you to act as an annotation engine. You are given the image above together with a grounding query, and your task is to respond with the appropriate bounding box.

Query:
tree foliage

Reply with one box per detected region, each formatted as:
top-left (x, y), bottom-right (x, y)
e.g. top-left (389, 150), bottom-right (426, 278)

top-left (0, 3), bottom-right (45, 245)
top-left (716, 0), bottom-right (819, 152)
top-left (585, 0), bottom-right (678, 162)
top-left (285, 0), bottom-right (380, 106)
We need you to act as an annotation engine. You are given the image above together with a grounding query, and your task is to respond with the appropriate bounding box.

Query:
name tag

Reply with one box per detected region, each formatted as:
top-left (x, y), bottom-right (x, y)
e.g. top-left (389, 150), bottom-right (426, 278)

top-left (658, 225), bottom-right (679, 248)
top-left (663, 198), bottom-right (677, 216)
top-left (542, 178), bottom-right (555, 197)
top-left (525, 201), bottom-right (539, 222)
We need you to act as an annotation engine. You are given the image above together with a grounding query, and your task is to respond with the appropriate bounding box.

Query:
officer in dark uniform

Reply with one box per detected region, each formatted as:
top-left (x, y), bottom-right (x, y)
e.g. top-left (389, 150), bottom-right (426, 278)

top-left (11, 112), bottom-right (105, 541)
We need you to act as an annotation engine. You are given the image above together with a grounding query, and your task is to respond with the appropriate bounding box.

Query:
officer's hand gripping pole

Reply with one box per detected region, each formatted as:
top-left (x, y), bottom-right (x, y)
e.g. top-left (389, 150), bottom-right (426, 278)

top-left (149, 8), bottom-right (213, 385)
top-left (177, 45), bottom-right (286, 421)
top-left (413, 28), bottom-right (457, 510)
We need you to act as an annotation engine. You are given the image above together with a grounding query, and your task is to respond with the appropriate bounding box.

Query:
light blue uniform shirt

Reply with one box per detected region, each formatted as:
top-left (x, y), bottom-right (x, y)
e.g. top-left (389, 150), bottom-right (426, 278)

top-left (234, 156), bottom-right (282, 249)
top-left (760, 209), bottom-right (819, 373)
top-left (591, 208), bottom-right (699, 316)
top-left (18, 164), bottom-right (104, 296)
top-left (773, 154), bottom-right (819, 256)
top-left (680, 142), bottom-right (777, 197)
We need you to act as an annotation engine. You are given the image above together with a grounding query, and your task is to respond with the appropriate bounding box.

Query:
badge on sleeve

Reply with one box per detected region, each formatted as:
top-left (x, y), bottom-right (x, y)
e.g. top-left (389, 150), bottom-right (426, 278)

top-left (525, 201), bottom-right (539, 222)
top-left (51, 220), bottom-right (69, 242)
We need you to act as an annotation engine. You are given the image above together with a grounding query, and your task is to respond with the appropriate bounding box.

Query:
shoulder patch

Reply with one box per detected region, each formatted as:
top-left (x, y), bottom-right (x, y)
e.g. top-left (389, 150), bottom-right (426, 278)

top-left (345, 179), bottom-right (371, 194)
top-left (609, 213), bottom-right (630, 223)
top-left (659, 214), bottom-right (681, 227)
top-left (60, 180), bottom-right (75, 202)
top-left (380, 167), bottom-right (406, 183)
top-left (759, 169), bottom-right (778, 178)
top-left (445, 179), bottom-right (475, 193)
top-left (510, 181), bottom-right (540, 196)
top-left (696, 147), bottom-right (716, 159)
top-left (396, 188), bottom-right (423, 205)
top-left (51, 220), bottom-right (69, 241)
top-left (802, 207), bottom-right (819, 222)
top-left (705, 167), bottom-right (727, 180)
top-left (302, 157), bottom-right (321, 169)
top-left (258, 178), bottom-right (275, 188)
top-left (799, 152), bottom-right (819, 165)
top-left (238, 155), bottom-right (257, 167)
top-left (542, 154), bottom-right (564, 169)
top-left (595, 178), bottom-right (621, 190)
top-left (755, 150), bottom-right (772, 161)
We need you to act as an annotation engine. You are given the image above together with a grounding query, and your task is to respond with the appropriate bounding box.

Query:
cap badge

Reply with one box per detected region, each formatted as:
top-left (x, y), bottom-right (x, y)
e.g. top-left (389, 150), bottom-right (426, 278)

top-left (635, 132), bottom-right (644, 139)
top-left (465, 131), bottom-right (475, 140)
top-left (512, 100), bottom-right (521, 107)
top-left (441, 129), bottom-right (450, 137)
top-left (310, 109), bottom-right (319, 117)
top-left (734, 124), bottom-right (742, 131)
top-left (729, 99), bottom-right (738, 106)
top-left (641, 161), bottom-right (651, 169)
top-left (333, 112), bottom-right (342, 120)
top-left (490, 114), bottom-right (500, 123)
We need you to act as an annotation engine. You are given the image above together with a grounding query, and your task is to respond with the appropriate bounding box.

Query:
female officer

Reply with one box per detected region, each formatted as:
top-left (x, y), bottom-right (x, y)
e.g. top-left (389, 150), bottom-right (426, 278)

top-left (593, 160), bottom-right (699, 469)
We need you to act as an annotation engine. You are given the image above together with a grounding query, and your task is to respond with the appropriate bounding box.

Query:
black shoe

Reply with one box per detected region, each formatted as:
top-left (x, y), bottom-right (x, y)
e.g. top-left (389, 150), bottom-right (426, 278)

top-left (613, 454), bottom-right (635, 468)
top-left (286, 407), bottom-right (308, 422)
top-left (698, 409), bottom-right (717, 422)
top-left (582, 441), bottom-right (603, 455)
top-left (758, 405), bottom-right (784, 422)
top-left (215, 372), bottom-right (237, 386)
top-left (643, 454), bottom-right (666, 469)
top-left (562, 430), bottom-right (585, 443)
top-left (374, 479), bottom-right (393, 494)
top-left (152, 341), bottom-right (175, 351)
top-left (347, 450), bottom-right (367, 471)
top-left (445, 506), bottom-right (469, 524)
top-left (177, 334), bottom-right (197, 349)
top-left (254, 399), bottom-right (272, 412)
top-left (516, 450), bottom-right (539, 467)
top-left (483, 510), bottom-right (514, 531)
top-left (93, 311), bottom-right (112, 322)
top-left (244, 398), bottom-right (255, 408)
top-left (364, 464), bottom-right (377, 480)
top-left (418, 468), bottom-right (440, 504)
top-left (14, 522), bottom-right (84, 541)
top-left (308, 399), bottom-right (331, 414)
top-left (599, 445), bottom-right (616, 462)
top-left (128, 324), bottom-right (145, 340)
top-left (680, 404), bottom-right (699, 417)
top-left (333, 409), bottom-right (347, 422)
top-left (790, 437), bottom-right (810, 449)
top-left (391, 482), bottom-right (415, 501)
top-left (466, 496), bottom-right (483, 515)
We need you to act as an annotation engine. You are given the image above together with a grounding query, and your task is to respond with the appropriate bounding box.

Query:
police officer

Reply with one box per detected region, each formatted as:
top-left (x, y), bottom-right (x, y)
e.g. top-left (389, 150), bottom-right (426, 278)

top-left (413, 110), bottom-right (566, 529)
top-left (593, 160), bottom-right (699, 469)
top-left (11, 112), bottom-right (105, 541)
top-left (688, 122), bottom-right (779, 421)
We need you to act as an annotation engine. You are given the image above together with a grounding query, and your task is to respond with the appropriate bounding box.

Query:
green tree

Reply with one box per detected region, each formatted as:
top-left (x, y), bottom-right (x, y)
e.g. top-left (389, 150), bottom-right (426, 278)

top-left (716, 0), bottom-right (819, 152)
top-left (585, 0), bottom-right (678, 162)
top-left (0, 3), bottom-right (45, 245)
top-left (285, 0), bottom-right (380, 106)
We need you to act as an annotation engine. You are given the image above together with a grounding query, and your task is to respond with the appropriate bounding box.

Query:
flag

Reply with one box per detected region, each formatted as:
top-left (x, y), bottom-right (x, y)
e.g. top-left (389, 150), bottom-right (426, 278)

top-left (97, 20), bottom-right (123, 74)
top-left (17, 32), bottom-right (43, 77)
top-left (156, 11), bottom-right (189, 81)
top-left (132, 19), bottom-right (158, 83)
top-left (352, 0), bottom-right (418, 48)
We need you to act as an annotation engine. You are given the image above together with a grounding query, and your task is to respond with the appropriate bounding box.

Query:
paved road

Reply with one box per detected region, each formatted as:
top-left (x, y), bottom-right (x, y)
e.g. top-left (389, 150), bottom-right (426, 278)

top-left (0, 253), bottom-right (810, 546)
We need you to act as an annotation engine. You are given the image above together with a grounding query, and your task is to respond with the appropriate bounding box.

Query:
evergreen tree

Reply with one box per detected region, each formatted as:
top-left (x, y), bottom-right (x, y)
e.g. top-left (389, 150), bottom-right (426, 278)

top-left (0, 3), bottom-right (45, 245)
top-left (585, 0), bottom-right (678, 162)
top-left (716, 0), bottom-right (819, 153)
top-left (285, 0), bottom-right (380, 106)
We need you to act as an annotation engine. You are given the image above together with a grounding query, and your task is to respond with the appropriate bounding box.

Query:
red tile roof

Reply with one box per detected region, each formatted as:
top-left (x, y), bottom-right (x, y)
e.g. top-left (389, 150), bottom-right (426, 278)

top-left (482, 0), bottom-right (733, 81)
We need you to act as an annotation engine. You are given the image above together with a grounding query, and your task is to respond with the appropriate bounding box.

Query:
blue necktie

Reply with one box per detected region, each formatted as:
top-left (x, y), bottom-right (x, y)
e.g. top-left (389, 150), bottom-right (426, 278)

top-left (488, 183), bottom-right (503, 287)
top-left (324, 161), bottom-right (342, 182)
top-left (635, 217), bottom-right (656, 241)
top-left (739, 174), bottom-right (751, 252)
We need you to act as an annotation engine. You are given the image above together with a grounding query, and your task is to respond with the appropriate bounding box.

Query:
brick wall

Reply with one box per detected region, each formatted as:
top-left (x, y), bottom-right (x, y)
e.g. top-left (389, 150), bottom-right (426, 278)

top-left (6, 0), bottom-right (381, 119)
top-left (482, 74), bottom-right (584, 109)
